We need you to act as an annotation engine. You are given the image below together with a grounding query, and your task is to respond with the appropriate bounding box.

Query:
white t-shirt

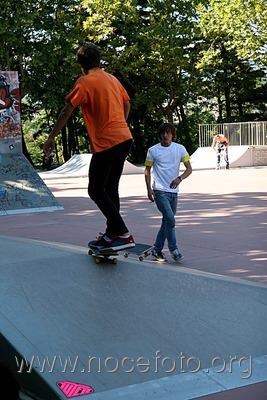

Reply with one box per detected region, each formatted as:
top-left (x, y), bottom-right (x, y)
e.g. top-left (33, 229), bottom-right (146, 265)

top-left (145, 142), bottom-right (190, 193)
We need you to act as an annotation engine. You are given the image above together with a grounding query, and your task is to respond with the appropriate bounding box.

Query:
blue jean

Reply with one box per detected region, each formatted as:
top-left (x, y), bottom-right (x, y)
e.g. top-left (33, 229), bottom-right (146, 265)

top-left (154, 190), bottom-right (178, 252)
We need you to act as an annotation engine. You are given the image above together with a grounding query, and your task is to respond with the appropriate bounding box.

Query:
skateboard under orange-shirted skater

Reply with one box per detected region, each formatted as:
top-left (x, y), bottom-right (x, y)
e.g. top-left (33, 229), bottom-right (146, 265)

top-left (88, 243), bottom-right (154, 264)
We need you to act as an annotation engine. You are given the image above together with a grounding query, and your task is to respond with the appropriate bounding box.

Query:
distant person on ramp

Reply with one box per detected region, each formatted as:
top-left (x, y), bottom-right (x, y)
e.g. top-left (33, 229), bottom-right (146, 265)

top-left (43, 43), bottom-right (135, 251)
top-left (144, 123), bottom-right (192, 262)
top-left (212, 133), bottom-right (230, 169)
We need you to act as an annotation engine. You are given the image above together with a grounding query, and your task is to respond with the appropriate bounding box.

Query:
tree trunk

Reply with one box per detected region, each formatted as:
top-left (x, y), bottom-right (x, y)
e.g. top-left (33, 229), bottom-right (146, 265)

top-left (20, 98), bottom-right (34, 165)
top-left (131, 111), bottom-right (145, 164)
top-left (217, 88), bottom-right (223, 121)
top-left (61, 126), bottom-right (70, 162)
top-left (21, 126), bottom-right (34, 166)
top-left (165, 106), bottom-right (174, 124)
top-left (179, 103), bottom-right (192, 153)
top-left (67, 116), bottom-right (76, 155)
top-left (54, 142), bottom-right (60, 164)
top-left (237, 95), bottom-right (243, 117)
top-left (225, 86), bottom-right (231, 118)
top-left (175, 106), bottom-right (181, 123)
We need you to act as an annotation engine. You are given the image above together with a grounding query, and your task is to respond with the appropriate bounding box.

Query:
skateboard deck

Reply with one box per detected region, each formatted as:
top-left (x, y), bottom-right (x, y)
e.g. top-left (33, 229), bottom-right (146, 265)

top-left (88, 243), bottom-right (154, 264)
top-left (123, 243), bottom-right (154, 261)
top-left (88, 247), bottom-right (119, 264)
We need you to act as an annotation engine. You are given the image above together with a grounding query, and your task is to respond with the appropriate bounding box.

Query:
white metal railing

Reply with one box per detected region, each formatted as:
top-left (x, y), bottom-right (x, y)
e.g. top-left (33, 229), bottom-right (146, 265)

top-left (199, 122), bottom-right (267, 147)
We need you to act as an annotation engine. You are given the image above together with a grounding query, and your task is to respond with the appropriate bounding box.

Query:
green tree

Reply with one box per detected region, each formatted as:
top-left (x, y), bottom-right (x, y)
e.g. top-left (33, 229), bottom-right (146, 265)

top-left (0, 0), bottom-right (86, 163)
top-left (82, 0), bottom-right (202, 156)
top-left (196, 0), bottom-right (266, 121)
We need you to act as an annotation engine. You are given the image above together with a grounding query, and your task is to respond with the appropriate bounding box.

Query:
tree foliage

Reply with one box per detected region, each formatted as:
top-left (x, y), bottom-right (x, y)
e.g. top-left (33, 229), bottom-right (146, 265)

top-left (82, 0), bottom-right (203, 156)
top-left (0, 0), bottom-right (265, 166)
top-left (196, 0), bottom-right (266, 121)
top-left (0, 0), bottom-right (87, 163)
top-left (197, 0), bottom-right (266, 66)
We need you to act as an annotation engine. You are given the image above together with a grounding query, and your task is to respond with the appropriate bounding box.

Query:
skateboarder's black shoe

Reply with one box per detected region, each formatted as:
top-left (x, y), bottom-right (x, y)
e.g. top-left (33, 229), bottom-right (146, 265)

top-left (107, 235), bottom-right (135, 251)
top-left (152, 249), bottom-right (167, 262)
top-left (89, 233), bottom-right (115, 249)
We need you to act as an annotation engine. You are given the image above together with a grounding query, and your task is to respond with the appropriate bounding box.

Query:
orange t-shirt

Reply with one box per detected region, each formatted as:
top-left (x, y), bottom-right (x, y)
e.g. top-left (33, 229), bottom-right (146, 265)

top-left (66, 69), bottom-right (133, 153)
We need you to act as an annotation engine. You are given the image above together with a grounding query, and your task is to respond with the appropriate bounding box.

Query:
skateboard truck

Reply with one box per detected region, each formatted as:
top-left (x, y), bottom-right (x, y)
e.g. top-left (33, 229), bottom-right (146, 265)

top-left (88, 247), bottom-right (119, 264)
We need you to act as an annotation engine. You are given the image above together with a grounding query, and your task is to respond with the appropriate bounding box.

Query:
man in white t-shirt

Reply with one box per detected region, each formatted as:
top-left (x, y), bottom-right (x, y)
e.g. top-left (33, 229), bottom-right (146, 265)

top-left (144, 123), bottom-right (192, 262)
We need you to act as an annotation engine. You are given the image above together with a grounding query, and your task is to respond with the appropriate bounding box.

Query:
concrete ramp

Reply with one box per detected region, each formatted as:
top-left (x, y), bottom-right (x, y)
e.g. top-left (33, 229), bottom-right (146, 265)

top-left (0, 71), bottom-right (63, 216)
top-left (230, 146), bottom-right (253, 167)
top-left (0, 154), bottom-right (63, 215)
top-left (39, 154), bottom-right (144, 180)
top-left (1, 236), bottom-right (267, 400)
top-left (187, 146), bottom-right (253, 170)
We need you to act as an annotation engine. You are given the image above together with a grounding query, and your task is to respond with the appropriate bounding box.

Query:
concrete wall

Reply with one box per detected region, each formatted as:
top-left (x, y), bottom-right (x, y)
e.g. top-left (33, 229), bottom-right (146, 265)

top-left (252, 146), bottom-right (267, 166)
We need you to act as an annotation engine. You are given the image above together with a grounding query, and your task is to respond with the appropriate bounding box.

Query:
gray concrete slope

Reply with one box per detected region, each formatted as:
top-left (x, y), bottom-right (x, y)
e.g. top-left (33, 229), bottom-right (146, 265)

top-left (39, 154), bottom-right (144, 180)
top-left (0, 154), bottom-right (63, 215)
top-left (0, 236), bottom-right (266, 399)
top-left (188, 146), bottom-right (253, 170)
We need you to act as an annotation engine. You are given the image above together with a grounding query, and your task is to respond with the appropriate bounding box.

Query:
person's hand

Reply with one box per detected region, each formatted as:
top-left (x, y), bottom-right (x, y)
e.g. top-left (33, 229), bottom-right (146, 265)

top-left (147, 188), bottom-right (155, 202)
top-left (170, 178), bottom-right (180, 189)
top-left (43, 137), bottom-right (55, 158)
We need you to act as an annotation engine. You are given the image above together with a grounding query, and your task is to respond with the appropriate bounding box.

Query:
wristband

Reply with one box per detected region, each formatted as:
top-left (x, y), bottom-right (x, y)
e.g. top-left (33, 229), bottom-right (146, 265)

top-left (178, 176), bottom-right (182, 182)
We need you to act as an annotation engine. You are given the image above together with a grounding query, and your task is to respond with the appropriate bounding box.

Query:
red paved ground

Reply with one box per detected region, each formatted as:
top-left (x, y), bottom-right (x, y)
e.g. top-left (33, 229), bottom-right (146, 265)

top-left (2, 167), bottom-right (266, 284)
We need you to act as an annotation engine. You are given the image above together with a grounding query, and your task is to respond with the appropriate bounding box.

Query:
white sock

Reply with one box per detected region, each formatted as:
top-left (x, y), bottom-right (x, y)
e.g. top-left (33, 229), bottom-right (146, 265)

top-left (104, 235), bottom-right (113, 242)
top-left (118, 234), bottom-right (130, 239)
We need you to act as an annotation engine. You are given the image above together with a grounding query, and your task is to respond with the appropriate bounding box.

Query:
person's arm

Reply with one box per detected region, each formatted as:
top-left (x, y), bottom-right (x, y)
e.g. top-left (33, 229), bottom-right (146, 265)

top-left (170, 160), bottom-right (192, 189)
top-left (224, 136), bottom-right (230, 150)
top-left (123, 100), bottom-right (130, 121)
top-left (212, 137), bottom-right (217, 151)
top-left (43, 102), bottom-right (74, 157)
top-left (144, 165), bottom-right (155, 202)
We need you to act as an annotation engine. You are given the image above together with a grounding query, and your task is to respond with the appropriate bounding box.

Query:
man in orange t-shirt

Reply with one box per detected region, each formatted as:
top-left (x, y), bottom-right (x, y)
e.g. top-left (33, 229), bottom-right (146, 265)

top-left (43, 43), bottom-right (135, 250)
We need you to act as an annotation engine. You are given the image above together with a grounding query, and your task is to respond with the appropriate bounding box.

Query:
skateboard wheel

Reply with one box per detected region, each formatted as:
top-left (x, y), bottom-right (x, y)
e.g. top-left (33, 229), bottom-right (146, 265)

top-left (139, 256), bottom-right (144, 261)
top-left (113, 258), bottom-right (118, 265)
top-left (95, 257), bottom-right (100, 264)
top-left (124, 253), bottom-right (128, 258)
top-left (88, 249), bottom-right (93, 256)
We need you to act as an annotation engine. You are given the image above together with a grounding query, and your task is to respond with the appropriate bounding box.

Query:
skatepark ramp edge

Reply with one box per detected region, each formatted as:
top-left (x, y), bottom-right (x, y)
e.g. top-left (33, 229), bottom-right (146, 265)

top-left (39, 154), bottom-right (144, 180)
top-left (184, 145), bottom-right (267, 170)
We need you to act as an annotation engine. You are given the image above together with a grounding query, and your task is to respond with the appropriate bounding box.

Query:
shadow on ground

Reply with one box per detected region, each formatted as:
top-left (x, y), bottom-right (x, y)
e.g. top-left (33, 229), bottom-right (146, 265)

top-left (0, 190), bottom-right (266, 283)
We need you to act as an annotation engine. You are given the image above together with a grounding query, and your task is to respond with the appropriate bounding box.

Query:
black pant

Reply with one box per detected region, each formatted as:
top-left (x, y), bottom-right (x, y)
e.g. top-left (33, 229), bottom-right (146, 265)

top-left (88, 139), bottom-right (132, 238)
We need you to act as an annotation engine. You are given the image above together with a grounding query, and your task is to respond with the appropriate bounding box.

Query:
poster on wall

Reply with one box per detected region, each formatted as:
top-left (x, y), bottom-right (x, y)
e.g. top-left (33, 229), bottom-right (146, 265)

top-left (0, 71), bottom-right (22, 154)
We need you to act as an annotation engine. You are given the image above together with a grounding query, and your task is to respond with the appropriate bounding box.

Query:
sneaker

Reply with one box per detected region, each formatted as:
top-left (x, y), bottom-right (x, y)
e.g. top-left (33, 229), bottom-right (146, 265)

top-left (107, 235), bottom-right (135, 251)
top-left (171, 249), bottom-right (184, 262)
top-left (152, 249), bottom-right (167, 262)
top-left (88, 233), bottom-right (115, 249)
top-left (226, 164), bottom-right (230, 169)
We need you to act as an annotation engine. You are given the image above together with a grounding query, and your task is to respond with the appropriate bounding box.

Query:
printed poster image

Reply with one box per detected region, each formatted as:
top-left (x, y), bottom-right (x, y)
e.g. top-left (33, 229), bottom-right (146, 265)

top-left (0, 71), bottom-right (22, 154)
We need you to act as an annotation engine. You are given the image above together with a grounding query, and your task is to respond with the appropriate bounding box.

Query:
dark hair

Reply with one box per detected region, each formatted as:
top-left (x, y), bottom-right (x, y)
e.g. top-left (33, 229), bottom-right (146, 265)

top-left (0, 361), bottom-right (20, 400)
top-left (76, 43), bottom-right (101, 70)
top-left (158, 122), bottom-right (176, 141)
